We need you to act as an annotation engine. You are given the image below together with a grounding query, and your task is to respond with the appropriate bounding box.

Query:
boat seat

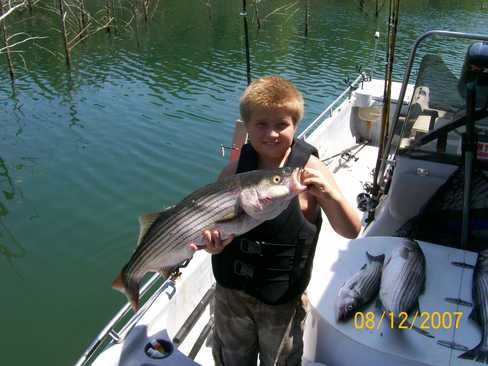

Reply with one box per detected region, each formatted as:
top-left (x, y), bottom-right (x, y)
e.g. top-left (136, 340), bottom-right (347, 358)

top-left (396, 163), bottom-right (488, 250)
top-left (366, 156), bottom-right (457, 236)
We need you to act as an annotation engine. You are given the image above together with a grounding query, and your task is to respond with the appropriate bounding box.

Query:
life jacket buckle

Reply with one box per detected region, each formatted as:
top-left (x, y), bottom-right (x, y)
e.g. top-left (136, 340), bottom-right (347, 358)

top-left (240, 238), bottom-right (263, 255)
top-left (233, 260), bottom-right (254, 277)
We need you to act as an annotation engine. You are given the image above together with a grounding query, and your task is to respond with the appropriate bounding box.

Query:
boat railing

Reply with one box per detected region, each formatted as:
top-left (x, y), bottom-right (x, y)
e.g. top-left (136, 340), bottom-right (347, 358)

top-left (377, 30), bottom-right (488, 191)
top-left (299, 72), bottom-right (369, 140)
top-left (74, 272), bottom-right (171, 366)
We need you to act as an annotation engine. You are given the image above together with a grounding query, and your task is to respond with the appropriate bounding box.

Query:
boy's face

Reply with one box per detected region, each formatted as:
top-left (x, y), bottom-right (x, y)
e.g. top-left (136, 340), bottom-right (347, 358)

top-left (245, 106), bottom-right (296, 161)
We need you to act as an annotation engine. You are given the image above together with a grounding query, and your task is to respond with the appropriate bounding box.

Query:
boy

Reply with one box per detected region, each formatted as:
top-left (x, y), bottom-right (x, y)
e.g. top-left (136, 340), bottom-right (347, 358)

top-left (196, 76), bottom-right (361, 365)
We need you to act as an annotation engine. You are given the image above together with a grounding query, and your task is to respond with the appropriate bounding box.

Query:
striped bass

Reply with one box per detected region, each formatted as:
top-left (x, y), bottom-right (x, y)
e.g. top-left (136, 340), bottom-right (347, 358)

top-left (459, 249), bottom-right (488, 363)
top-left (113, 167), bottom-right (306, 311)
top-left (380, 239), bottom-right (426, 320)
top-left (336, 252), bottom-right (385, 321)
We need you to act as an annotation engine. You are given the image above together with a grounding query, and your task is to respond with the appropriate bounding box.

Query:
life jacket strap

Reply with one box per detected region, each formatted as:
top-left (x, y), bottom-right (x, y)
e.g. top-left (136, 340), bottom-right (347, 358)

top-left (239, 237), bottom-right (296, 255)
top-left (233, 260), bottom-right (254, 278)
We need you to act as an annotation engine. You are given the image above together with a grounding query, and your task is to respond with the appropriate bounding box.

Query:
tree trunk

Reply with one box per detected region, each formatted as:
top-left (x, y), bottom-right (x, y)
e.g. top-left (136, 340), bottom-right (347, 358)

top-left (254, 0), bottom-right (261, 30)
top-left (79, 0), bottom-right (87, 38)
top-left (142, 0), bottom-right (148, 23)
top-left (0, 0), bottom-right (15, 88)
top-left (58, 0), bottom-right (71, 67)
top-left (106, 0), bottom-right (112, 33)
top-left (304, 0), bottom-right (309, 37)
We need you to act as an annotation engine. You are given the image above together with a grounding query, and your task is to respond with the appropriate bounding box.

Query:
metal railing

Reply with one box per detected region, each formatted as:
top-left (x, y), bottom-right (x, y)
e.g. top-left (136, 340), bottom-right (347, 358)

top-left (299, 72), bottom-right (369, 140)
top-left (376, 30), bottom-right (488, 191)
top-left (74, 272), bottom-right (173, 366)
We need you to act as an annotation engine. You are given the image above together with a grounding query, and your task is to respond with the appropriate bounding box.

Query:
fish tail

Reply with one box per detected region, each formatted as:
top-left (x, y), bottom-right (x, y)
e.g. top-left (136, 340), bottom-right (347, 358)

top-left (366, 251), bottom-right (385, 263)
top-left (405, 320), bottom-right (435, 339)
top-left (112, 272), bottom-right (140, 312)
top-left (459, 344), bottom-right (488, 363)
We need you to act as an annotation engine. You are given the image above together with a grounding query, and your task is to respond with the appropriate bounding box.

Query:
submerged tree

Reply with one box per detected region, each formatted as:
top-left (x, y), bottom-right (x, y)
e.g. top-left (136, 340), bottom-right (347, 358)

top-left (56, 0), bottom-right (113, 67)
top-left (0, 0), bottom-right (16, 87)
top-left (254, 0), bottom-right (261, 30)
top-left (304, 0), bottom-right (309, 36)
top-left (0, 0), bottom-right (45, 90)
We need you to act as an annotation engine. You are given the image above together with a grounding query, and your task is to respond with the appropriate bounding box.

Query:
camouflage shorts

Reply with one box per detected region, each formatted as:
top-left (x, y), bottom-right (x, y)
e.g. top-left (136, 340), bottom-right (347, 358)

top-left (212, 284), bottom-right (308, 366)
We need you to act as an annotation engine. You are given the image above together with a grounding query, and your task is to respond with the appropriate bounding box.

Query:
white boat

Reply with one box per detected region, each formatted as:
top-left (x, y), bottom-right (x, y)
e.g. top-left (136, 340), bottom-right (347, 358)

top-left (76, 30), bottom-right (488, 366)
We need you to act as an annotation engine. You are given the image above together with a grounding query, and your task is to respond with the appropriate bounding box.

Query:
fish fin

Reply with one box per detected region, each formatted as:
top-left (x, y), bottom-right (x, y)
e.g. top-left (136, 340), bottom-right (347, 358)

top-left (112, 272), bottom-right (140, 312)
top-left (137, 206), bottom-right (175, 246)
top-left (360, 263), bottom-right (367, 270)
top-left (159, 266), bottom-right (173, 279)
top-left (412, 300), bottom-right (421, 313)
top-left (459, 343), bottom-right (488, 362)
top-left (366, 251), bottom-right (385, 263)
top-left (404, 320), bottom-right (435, 338)
top-left (112, 272), bottom-right (124, 291)
top-left (469, 308), bottom-right (481, 325)
top-left (375, 298), bottom-right (383, 311)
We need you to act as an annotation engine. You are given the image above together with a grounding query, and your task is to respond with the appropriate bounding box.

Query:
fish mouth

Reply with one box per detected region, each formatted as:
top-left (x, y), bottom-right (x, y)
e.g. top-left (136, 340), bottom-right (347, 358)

top-left (290, 168), bottom-right (308, 194)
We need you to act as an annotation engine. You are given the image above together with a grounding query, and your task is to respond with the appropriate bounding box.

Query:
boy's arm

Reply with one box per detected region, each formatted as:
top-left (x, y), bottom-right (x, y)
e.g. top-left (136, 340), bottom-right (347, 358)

top-left (303, 156), bottom-right (361, 239)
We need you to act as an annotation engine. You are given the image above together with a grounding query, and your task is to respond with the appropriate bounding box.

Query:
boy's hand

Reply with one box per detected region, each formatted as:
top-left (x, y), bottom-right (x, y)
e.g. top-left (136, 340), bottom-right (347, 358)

top-left (302, 167), bottom-right (341, 202)
top-left (189, 230), bottom-right (234, 254)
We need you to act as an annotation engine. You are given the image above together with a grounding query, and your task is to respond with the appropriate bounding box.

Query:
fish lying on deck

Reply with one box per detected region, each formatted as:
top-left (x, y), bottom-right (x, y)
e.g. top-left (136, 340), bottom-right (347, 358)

top-left (112, 167), bottom-right (307, 311)
top-left (379, 239), bottom-right (427, 329)
top-left (336, 252), bottom-right (385, 321)
top-left (459, 250), bottom-right (488, 363)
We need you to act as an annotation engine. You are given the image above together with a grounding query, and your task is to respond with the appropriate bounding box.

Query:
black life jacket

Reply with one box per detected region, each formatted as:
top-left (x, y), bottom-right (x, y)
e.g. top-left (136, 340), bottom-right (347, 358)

top-left (212, 138), bottom-right (322, 304)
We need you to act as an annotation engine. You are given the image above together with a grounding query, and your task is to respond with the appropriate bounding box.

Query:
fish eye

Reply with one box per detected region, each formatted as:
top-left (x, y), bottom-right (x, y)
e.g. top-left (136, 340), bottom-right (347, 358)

top-left (346, 305), bottom-right (354, 312)
top-left (272, 175), bottom-right (281, 184)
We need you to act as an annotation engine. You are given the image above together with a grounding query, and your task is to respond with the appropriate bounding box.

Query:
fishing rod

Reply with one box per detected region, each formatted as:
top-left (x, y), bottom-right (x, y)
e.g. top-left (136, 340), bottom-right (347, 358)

top-left (221, 0), bottom-right (252, 162)
top-left (241, 0), bottom-right (251, 85)
top-left (371, 0), bottom-right (400, 201)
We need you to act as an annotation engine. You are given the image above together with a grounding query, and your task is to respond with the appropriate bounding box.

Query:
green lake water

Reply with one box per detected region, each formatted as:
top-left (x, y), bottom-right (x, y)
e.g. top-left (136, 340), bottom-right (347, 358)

top-left (1, 0), bottom-right (487, 364)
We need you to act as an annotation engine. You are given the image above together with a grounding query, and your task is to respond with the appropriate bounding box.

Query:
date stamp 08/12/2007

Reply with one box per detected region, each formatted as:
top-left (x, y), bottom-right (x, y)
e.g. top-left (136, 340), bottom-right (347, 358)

top-left (353, 311), bottom-right (464, 331)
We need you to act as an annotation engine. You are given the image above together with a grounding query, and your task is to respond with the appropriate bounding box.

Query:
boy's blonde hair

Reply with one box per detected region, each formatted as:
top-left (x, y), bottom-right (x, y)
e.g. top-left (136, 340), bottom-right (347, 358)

top-left (240, 76), bottom-right (304, 125)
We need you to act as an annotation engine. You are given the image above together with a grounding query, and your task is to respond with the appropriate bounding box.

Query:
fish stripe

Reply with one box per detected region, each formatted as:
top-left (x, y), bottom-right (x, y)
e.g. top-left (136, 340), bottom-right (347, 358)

top-left (127, 191), bottom-right (239, 274)
top-left (361, 264), bottom-right (381, 299)
top-left (125, 187), bottom-right (240, 275)
top-left (146, 186), bottom-right (239, 249)
top-left (479, 272), bottom-right (488, 345)
top-left (155, 192), bottom-right (239, 252)
top-left (382, 241), bottom-right (425, 316)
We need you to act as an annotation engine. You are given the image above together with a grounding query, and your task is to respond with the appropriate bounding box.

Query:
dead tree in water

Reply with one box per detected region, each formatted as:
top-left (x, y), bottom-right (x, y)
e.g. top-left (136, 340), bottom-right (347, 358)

top-left (58, 0), bottom-right (71, 66)
top-left (142, 0), bottom-right (148, 22)
top-left (78, 0), bottom-right (88, 38)
top-left (205, 0), bottom-right (212, 21)
top-left (359, 0), bottom-right (366, 13)
top-left (140, 0), bottom-right (160, 24)
top-left (105, 0), bottom-right (115, 33)
top-left (57, 0), bottom-right (113, 68)
top-left (0, 0), bottom-right (15, 87)
top-left (254, 0), bottom-right (261, 30)
top-left (304, 0), bottom-right (309, 37)
top-left (0, 0), bottom-right (47, 89)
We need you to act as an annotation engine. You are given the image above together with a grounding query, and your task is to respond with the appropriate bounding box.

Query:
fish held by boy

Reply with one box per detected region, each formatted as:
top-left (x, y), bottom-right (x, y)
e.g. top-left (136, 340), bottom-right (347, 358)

top-left (459, 250), bottom-right (488, 363)
top-left (379, 238), bottom-right (433, 337)
top-left (336, 252), bottom-right (385, 321)
top-left (112, 167), bottom-right (307, 311)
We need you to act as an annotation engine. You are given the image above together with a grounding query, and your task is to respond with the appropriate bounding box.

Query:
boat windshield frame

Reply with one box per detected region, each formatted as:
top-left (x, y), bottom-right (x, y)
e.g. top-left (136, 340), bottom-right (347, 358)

top-left (377, 30), bottom-right (488, 189)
